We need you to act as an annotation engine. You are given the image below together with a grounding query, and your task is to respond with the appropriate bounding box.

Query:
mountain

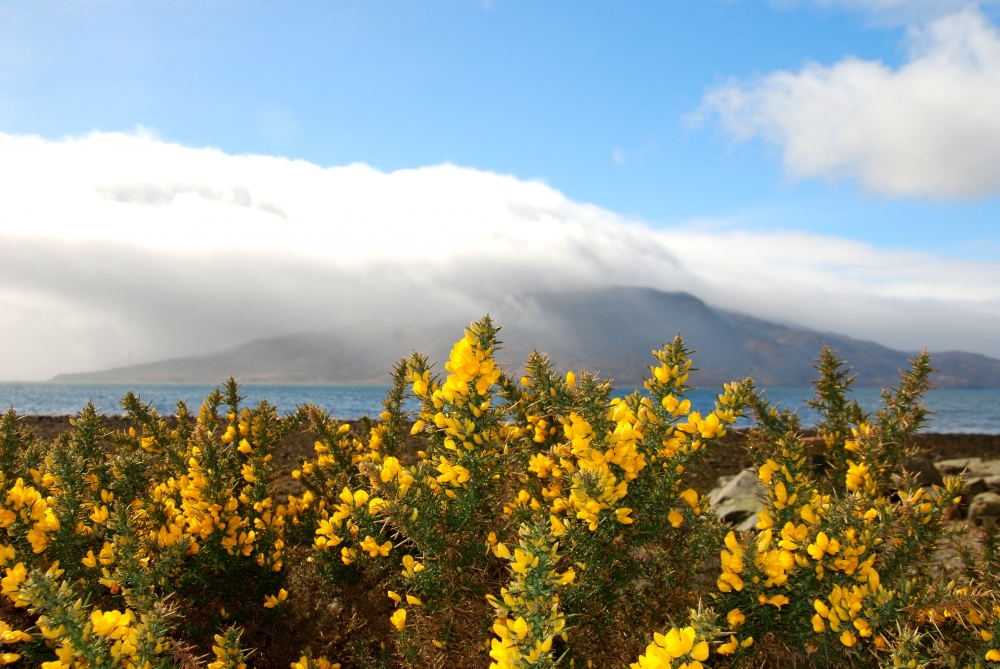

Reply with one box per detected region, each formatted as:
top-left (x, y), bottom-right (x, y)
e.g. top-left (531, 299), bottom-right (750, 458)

top-left (51, 286), bottom-right (1000, 389)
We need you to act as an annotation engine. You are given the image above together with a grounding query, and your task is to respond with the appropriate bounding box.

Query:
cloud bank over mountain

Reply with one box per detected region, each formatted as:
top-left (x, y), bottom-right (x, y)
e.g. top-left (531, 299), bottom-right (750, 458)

top-left (1, 130), bottom-right (998, 380)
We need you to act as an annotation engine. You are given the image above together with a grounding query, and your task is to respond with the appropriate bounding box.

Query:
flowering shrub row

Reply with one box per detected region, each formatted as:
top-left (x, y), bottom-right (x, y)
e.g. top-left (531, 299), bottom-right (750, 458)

top-left (0, 316), bottom-right (997, 668)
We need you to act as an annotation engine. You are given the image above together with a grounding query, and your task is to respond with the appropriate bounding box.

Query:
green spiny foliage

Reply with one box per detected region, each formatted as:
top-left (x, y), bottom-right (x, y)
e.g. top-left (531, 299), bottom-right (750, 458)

top-left (0, 321), bottom-right (995, 669)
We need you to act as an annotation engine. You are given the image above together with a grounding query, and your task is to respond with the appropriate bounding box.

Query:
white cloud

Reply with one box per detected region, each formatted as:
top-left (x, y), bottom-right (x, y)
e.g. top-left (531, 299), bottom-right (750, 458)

top-left (697, 7), bottom-right (1000, 199)
top-left (0, 130), bottom-right (999, 379)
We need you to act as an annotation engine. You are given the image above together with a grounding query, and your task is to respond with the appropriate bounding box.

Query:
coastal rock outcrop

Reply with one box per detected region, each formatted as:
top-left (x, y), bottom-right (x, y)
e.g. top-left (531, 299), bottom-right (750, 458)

top-left (933, 458), bottom-right (1000, 520)
top-left (707, 469), bottom-right (766, 532)
top-left (969, 492), bottom-right (1000, 526)
top-left (705, 456), bottom-right (1000, 525)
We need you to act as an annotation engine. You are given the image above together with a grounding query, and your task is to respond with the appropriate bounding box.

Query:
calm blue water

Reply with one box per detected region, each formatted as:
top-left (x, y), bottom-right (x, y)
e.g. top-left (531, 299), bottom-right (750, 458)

top-left (0, 383), bottom-right (404, 420)
top-left (0, 383), bottom-right (997, 434)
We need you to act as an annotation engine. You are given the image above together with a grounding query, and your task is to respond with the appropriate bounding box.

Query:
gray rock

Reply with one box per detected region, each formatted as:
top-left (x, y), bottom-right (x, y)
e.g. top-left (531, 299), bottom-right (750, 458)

top-left (936, 457), bottom-right (981, 475)
top-left (715, 474), bottom-right (735, 489)
top-left (968, 492), bottom-right (1000, 526)
top-left (902, 456), bottom-right (945, 488)
top-left (966, 477), bottom-right (990, 496)
top-left (708, 469), bottom-right (766, 531)
top-left (973, 461), bottom-right (1000, 478)
top-left (956, 478), bottom-right (990, 519)
top-left (936, 458), bottom-right (1000, 479)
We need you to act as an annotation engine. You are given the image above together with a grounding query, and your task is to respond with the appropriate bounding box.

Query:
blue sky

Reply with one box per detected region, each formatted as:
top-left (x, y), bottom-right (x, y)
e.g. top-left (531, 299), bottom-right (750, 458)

top-left (2, 1), bottom-right (994, 242)
top-left (2, 1), bottom-right (1000, 379)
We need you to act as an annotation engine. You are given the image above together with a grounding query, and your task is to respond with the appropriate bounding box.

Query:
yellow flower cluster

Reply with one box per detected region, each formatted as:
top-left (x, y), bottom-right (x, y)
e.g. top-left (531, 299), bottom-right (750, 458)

top-left (540, 378), bottom-right (737, 531)
top-left (630, 625), bottom-right (710, 669)
top-left (716, 429), bottom-right (890, 649)
top-left (0, 561), bottom-right (27, 607)
top-left (405, 327), bottom-right (505, 516)
top-left (387, 588), bottom-right (422, 634)
top-left (263, 588), bottom-right (288, 608)
top-left (290, 654), bottom-right (340, 669)
top-left (487, 519), bottom-right (572, 669)
top-left (1, 477), bottom-right (60, 554)
top-left (208, 630), bottom-right (248, 669)
top-left (400, 553), bottom-right (425, 579)
top-left (811, 583), bottom-right (875, 647)
top-left (144, 415), bottom-right (289, 572)
top-left (0, 619), bottom-right (30, 665)
top-left (706, 351), bottom-right (983, 665)
top-left (442, 331), bottom-right (503, 400)
top-left (644, 353), bottom-right (691, 394)
top-left (87, 609), bottom-right (144, 663)
top-left (717, 531), bottom-right (745, 593)
top-left (546, 410), bottom-right (641, 531)
top-left (0, 389), bottom-right (308, 667)
top-left (314, 486), bottom-right (371, 565)
top-left (12, 561), bottom-right (173, 669)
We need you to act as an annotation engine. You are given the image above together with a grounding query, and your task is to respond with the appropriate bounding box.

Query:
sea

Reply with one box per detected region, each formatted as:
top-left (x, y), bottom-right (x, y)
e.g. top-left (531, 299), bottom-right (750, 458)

top-left (1, 382), bottom-right (998, 434)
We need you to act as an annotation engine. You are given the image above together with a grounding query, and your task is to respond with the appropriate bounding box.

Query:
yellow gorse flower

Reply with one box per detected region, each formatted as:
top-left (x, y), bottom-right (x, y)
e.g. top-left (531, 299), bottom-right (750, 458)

top-left (718, 531), bottom-right (745, 593)
top-left (390, 608), bottom-right (407, 632)
top-left (631, 624), bottom-right (710, 669)
top-left (263, 588), bottom-right (288, 608)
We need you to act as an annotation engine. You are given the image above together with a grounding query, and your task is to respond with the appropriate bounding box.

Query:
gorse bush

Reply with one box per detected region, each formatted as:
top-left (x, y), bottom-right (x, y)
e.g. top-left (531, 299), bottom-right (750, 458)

top-left (1, 316), bottom-right (998, 668)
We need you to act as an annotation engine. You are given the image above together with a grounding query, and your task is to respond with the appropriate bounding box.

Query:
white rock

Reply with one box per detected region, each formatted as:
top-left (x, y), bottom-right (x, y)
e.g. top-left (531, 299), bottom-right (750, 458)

top-left (708, 469), bottom-right (766, 531)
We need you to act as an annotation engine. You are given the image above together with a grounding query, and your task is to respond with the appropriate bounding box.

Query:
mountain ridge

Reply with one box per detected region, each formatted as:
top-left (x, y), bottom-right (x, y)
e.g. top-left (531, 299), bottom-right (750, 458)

top-left (51, 286), bottom-right (1000, 389)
